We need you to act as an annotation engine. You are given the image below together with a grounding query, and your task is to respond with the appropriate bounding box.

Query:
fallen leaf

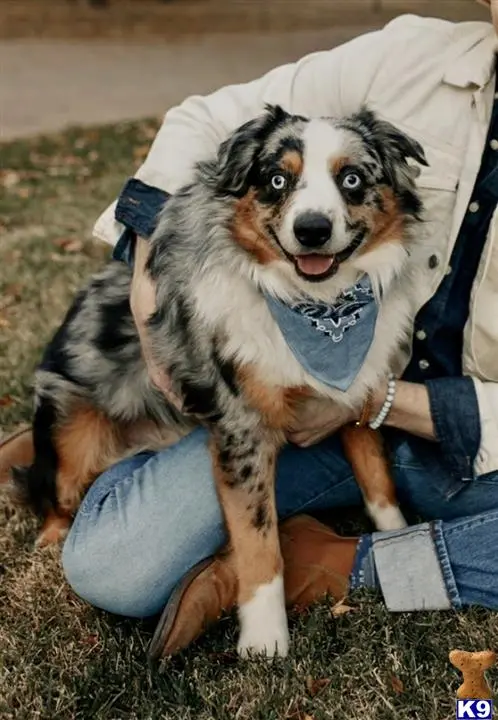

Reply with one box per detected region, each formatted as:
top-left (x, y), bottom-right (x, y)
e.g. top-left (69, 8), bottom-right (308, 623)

top-left (4, 250), bottom-right (21, 263)
top-left (331, 598), bottom-right (356, 617)
top-left (4, 283), bottom-right (23, 301)
top-left (306, 675), bottom-right (331, 697)
top-left (1, 170), bottom-right (20, 188)
top-left (286, 710), bottom-right (314, 720)
top-left (0, 395), bottom-right (15, 407)
top-left (390, 675), bottom-right (405, 694)
top-left (134, 144), bottom-right (150, 161)
top-left (207, 651), bottom-right (238, 666)
top-left (82, 634), bottom-right (99, 647)
top-left (64, 239), bottom-right (84, 253)
top-left (53, 238), bottom-right (84, 253)
top-left (0, 314), bottom-right (11, 328)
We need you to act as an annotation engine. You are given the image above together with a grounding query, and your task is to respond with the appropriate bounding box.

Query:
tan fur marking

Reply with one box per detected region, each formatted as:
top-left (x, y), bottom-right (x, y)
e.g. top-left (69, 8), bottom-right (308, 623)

top-left (212, 441), bottom-right (282, 605)
top-left (54, 404), bottom-right (123, 515)
top-left (330, 155), bottom-right (351, 176)
top-left (237, 365), bottom-right (311, 431)
top-left (354, 186), bottom-right (405, 255)
top-left (232, 190), bottom-right (281, 265)
top-left (340, 424), bottom-right (397, 506)
top-left (280, 150), bottom-right (303, 177)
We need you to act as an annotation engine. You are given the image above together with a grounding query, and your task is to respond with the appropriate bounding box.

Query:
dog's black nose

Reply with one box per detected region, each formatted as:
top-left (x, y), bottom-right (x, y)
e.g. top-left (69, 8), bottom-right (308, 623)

top-left (293, 213), bottom-right (332, 248)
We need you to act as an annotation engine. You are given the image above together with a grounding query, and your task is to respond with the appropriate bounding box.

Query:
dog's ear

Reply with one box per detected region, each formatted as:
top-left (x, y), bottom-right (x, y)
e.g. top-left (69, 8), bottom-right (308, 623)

top-left (353, 107), bottom-right (428, 167)
top-left (212, 104), bottom-right (290, 196)
top-left (350, 108), bottom-right (428, 218)
top-left (351, 107), bottom-right (428, 186)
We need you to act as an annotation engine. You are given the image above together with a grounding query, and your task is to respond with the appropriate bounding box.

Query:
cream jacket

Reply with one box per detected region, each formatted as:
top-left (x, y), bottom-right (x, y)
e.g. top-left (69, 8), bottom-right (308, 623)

top-left (93, 15), bottom-right (498, 476)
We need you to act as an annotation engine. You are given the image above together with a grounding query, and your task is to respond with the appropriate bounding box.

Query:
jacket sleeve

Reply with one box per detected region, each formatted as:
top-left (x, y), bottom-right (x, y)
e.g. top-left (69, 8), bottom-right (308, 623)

top-left (92, 27), bottom-right (388, 246)
top-left (426, 376), bottom-right (498, 480)
top-left (473, 379), bottom-right (498, 477)
top-left (425, 377), bottom-right (481, 481)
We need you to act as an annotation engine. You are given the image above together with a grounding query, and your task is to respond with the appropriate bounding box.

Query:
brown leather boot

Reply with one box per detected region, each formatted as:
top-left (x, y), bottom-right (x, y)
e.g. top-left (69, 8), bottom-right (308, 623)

top-left (0, 426), bottom-right (34, 485)
top-left (148, 514), bottom-right (358, 661)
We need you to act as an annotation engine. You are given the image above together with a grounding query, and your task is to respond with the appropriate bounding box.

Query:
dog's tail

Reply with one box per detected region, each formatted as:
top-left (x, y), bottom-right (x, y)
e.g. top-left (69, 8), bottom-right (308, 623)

top-left (9, 396), bottom-right (59, 518)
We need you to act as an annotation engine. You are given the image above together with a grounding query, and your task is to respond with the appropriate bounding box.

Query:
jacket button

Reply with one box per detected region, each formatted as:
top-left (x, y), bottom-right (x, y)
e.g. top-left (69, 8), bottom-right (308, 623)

top-left (491, 139), bottom-right (498, 151)
top-left (428, 254), bottom-right (439, 269)
top-left (469, 201), bottom-right (480, 213)
top-left (416, 329), bottom-right (427, 341)
top-left (419, 359), bottom-right (430, 370)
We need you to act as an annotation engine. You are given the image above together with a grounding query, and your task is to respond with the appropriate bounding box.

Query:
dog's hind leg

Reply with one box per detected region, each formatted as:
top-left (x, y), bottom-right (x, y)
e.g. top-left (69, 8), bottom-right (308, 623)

top-left (53, 403), bottom-right (123, 518)
top-left (341, 424), bottom-right (407, 531)
top-left (14, 399), bottom-right (125, 546)
top-left (10, 395), bottom-right (73, 546)
top-left (211, 425), bottom-right (289, 658)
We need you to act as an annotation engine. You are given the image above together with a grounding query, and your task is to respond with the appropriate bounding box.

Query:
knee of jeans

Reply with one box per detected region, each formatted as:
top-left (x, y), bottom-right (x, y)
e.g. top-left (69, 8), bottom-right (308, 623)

top-left (61, 528), bottom-right (178, 618)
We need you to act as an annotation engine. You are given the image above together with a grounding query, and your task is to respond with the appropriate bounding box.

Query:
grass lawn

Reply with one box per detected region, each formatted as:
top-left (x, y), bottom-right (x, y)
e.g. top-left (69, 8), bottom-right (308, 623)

top-left (1, 120), bottom-right (498, 719)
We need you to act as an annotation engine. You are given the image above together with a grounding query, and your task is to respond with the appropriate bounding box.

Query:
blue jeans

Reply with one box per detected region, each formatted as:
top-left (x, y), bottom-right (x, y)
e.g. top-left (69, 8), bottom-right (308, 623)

top-left (62, 428), bottom-right (498, 617)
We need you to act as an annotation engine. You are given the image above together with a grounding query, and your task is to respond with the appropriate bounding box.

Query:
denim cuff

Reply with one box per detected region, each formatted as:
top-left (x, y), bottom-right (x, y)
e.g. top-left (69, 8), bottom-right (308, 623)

top-left (426, 376), bottom-right (481, 482)
top-left (371, 523), bottom-right (453, 611)
top-left (112, 178), bottom-right (170, 265)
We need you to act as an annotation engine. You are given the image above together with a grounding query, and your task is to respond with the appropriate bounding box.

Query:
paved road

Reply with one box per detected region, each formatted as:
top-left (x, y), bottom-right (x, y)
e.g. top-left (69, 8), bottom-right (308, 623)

top-left (0, 26), bottom-right (380, 140)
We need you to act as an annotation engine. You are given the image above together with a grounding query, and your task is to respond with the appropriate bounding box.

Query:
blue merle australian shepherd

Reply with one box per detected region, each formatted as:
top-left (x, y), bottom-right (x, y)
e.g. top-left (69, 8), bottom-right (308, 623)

top-left (12, 105), bottom-right (427, 657)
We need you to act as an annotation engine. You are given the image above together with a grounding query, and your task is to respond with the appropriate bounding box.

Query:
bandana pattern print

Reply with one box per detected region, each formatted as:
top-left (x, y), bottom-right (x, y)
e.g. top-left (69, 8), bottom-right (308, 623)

top-left (291, 282), bottom-right (376, 343)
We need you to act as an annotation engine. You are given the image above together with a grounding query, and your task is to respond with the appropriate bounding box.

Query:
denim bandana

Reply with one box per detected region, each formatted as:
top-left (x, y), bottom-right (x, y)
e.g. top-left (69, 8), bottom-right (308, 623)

top-left (264, 274), bottom-right (378, 391)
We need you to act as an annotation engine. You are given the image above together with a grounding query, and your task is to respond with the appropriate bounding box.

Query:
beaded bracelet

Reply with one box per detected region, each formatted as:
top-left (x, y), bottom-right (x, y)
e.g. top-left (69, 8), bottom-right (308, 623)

top-left (369, 374), bottom-right (396, 430)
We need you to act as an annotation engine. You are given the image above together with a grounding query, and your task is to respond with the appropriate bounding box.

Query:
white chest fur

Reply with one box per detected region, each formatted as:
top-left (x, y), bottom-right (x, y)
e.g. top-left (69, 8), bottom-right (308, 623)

top-left (192, 259), bottom-right (415, 411)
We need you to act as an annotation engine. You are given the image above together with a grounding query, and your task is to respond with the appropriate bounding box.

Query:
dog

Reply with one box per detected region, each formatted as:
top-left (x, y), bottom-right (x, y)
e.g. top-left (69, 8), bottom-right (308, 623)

top-left (11, 105), bottom-right (427, 657)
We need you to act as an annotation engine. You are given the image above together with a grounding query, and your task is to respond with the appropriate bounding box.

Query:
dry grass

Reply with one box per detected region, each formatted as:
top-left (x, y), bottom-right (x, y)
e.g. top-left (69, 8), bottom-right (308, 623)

top-left (1, 120), bottom-right (498, 719)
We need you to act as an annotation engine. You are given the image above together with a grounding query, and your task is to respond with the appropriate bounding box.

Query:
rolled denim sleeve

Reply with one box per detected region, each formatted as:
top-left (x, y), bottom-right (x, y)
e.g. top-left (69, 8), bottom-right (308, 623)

top-left (425, 376), bottom-right (481, 481)
top-left (112, 178), bottom-right (170, 264)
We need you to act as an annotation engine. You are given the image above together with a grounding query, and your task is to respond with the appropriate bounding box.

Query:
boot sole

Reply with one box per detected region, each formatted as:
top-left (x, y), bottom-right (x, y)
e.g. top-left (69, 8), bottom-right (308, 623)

top-left (148, 556), bottom-right (215, 662)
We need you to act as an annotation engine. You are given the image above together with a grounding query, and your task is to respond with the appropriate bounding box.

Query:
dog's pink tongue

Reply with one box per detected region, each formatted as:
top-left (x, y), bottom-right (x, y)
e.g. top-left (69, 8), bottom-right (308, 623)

top-left (296, 255), bottom-right (335, 276)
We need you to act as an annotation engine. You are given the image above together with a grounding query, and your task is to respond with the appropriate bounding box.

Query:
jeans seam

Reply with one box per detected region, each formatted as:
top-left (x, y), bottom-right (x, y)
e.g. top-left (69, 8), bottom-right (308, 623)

top-left (443, 508), bottom-right (498, 538)
top-left (432, 519), bottom-right (462, 609)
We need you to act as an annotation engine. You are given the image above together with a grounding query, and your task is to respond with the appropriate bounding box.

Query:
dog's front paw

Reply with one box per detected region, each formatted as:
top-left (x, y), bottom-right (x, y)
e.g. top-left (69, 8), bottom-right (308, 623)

top-left (237, 623), bottom-right (289, 658)
top-left (237, 575), bottom-right (289, 658)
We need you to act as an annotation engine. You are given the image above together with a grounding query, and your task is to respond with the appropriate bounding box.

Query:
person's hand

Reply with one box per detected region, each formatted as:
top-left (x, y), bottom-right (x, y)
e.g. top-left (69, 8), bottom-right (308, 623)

top-left (130, 237), bottom-right (183, 411)
top-left (285, 396), bottom-right (358, 448)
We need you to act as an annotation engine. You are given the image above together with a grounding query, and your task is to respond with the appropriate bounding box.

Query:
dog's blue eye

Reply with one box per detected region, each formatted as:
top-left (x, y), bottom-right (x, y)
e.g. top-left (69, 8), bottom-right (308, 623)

top-left (271, 174), bottom-right (287, 191)
top-left (342, 172), bottom-right (362, 190)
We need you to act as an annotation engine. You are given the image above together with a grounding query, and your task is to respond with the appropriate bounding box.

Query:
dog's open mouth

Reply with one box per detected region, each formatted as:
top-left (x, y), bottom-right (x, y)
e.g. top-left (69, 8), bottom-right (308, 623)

top-left (293, 237), bottom-right (363, 282)
top-left (294, 255), bottom-right (337, 281)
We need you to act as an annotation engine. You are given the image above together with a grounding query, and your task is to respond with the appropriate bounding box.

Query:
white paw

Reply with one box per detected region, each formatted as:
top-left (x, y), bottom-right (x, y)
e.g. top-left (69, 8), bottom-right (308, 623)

top-left (237, 623), bottom-right (289, 658)
top-left (237, 575), bottom-right (289, 658)
top-left (367, 502), bottom-right (407, 531)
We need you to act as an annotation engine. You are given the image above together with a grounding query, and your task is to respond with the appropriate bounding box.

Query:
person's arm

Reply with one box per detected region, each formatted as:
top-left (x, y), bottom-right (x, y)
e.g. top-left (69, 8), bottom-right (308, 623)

top-left (371, 379), bottom-right (435, 440)
top-left (288, 376), bottom-right (484, 482)
top-left (373, 377), bottom-right (481, 480)
top-left (130, 236), bottom-right (184, 408)
top-left (93, 26), bottom-right (392, 248)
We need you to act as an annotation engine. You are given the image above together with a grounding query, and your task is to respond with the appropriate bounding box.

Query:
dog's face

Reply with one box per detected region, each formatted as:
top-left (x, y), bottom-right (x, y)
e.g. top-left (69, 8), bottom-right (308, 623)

top-left (213, 106), bottom-right (427, 292)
